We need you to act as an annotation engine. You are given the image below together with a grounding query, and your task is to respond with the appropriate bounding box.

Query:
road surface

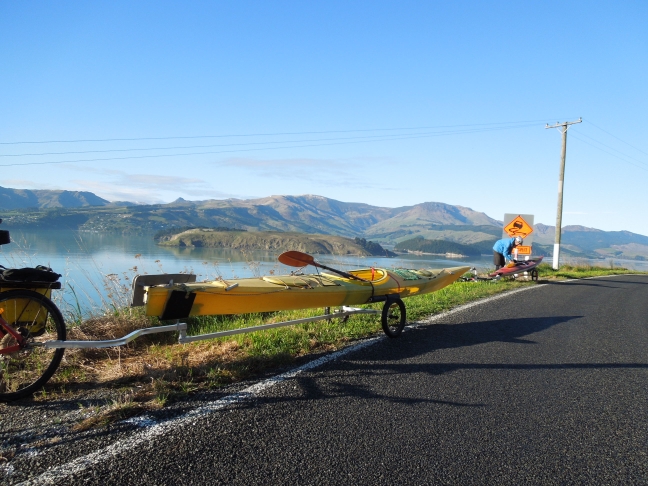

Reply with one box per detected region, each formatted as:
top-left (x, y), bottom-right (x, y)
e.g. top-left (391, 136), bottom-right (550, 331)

top-left (3, 275), bottom-right (648, 485)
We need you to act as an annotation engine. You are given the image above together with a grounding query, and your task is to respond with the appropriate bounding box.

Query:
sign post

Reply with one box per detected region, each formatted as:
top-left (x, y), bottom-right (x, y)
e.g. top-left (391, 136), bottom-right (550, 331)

top-left (502, 214), bottom-right (534, 259)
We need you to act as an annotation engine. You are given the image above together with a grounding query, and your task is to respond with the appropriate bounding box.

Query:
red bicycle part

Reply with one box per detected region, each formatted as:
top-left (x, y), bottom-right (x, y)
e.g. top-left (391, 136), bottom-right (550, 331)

top-left (0, 313), bottom-right (26, 355)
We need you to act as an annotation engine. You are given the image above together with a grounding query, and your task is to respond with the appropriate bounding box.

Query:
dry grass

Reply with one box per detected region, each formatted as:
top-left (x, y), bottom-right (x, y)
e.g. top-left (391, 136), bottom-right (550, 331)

top-left (67, 312), bottom-right (155, 344)
top-left (72, 389), bottom-right (165, 431)
top-left (52, 325), bottom-right (269, 405)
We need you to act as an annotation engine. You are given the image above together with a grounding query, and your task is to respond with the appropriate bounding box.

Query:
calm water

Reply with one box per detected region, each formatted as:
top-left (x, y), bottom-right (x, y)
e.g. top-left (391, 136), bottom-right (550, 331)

top-left (1, 229), bottom-right (646, 315)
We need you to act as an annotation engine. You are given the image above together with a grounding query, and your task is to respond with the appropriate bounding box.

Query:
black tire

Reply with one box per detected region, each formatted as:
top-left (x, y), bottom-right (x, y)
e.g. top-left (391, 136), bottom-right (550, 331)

top-left (381, 298), bottom-right (406, 338)
top-left (324, 307), bottom-right (349, 324)
top-left (0, 289), bottom-right (66, 401)
top-left (531, 269), bottom-right (539, 282)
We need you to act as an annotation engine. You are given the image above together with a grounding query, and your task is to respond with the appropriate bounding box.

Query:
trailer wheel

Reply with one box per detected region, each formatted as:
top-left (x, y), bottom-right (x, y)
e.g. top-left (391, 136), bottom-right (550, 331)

top-left (531, 269), bottom-right (539, 281)
top-left (381, 298), bottom-right (406, 338)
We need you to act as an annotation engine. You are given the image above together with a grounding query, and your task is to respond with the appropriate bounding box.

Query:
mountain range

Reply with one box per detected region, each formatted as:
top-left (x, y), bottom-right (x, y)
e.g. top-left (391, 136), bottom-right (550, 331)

top-left (0, 186), bottom-right (110, 209)
top-left (1, 186), bottom-right (646, 260)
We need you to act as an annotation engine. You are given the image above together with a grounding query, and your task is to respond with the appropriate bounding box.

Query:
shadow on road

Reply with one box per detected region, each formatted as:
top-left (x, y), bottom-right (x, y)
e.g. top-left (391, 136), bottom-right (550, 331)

top-left (277, 315), bottom-right (585, 405)
top-left (247, 313), bottom-right (648, 409)
top-left (407, 315), bottom-right (578, 349)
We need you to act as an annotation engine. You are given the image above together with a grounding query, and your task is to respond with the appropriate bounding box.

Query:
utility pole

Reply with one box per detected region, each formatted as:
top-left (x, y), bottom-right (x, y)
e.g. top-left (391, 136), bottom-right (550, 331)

top-left (545, 118), bottom-right (582, 270)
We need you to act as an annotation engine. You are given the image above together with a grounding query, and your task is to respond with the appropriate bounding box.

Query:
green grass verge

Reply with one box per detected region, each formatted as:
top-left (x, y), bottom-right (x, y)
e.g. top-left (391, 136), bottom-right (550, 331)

top-left (536, 262), bottom-right (646, 279)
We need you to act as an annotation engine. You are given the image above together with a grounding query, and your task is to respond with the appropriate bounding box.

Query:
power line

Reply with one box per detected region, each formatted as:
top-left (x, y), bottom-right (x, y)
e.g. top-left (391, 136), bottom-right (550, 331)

top-left (570, 132), bottom-right (648, 172)
top-left (0, 123), bottom-right (539, 158)
top-left (585, 120), bottom-right (648, 158)
top-left (570, 129), bottom-right (648, 170)
top-left (0, 123), bottom-right (539, 167)
top-left (0, 118), bottom-right (560, 146)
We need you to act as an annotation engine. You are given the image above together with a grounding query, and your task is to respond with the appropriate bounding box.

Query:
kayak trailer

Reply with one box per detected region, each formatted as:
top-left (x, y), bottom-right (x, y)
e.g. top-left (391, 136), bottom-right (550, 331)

top-left (43, 248), bottom-right (471, 351)
top-left (43, 273), bottom-right (408, 353)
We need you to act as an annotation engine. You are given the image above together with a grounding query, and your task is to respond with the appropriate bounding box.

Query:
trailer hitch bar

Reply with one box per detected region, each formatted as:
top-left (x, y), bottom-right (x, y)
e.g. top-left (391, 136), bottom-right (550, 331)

top-left (43, 307), bottom-right (380, 349)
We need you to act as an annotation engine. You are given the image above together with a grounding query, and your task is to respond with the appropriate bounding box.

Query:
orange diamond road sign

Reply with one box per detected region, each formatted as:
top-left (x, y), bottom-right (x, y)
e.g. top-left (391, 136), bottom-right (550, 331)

top-left (504, 215), bottom-right (534, 238)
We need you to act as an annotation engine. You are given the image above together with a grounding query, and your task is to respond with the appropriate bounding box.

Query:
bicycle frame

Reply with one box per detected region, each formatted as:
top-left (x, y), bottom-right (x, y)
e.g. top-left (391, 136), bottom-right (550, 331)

top-left (0, 311), bottom-right (26, 355)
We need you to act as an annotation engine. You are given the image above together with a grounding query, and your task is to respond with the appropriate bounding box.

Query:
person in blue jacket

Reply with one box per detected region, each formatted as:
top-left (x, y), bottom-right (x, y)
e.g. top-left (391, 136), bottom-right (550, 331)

top-left (493, 236), bottom-right (523, 270)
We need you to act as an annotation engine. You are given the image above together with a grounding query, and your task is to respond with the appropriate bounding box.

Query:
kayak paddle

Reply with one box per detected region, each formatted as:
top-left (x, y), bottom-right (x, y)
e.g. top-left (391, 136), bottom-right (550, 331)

top-left (278, 251), bottom-right (366, 281)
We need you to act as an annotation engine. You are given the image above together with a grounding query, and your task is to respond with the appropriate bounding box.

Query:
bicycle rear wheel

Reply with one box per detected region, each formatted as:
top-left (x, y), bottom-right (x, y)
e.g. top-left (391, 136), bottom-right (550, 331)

top-left (0, 289), bottom-right (66, 401)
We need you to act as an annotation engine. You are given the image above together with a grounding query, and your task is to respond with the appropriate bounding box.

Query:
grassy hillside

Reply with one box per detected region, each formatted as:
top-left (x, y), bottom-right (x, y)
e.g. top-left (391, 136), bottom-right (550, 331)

top-left (366, 224), bottom-right (502, 247)
top-left (0, 195), bottom-right (499, 240)
top-left (395, 236), bottom-right (489, 256)
top-left (364, 203), bottom-right (500, 239)
top-left (158, 229), bottom-right (393, 256)
top-left (534, 224), bottom-right (648, 260)
top-left (0, 186), bottom-right (109, 209)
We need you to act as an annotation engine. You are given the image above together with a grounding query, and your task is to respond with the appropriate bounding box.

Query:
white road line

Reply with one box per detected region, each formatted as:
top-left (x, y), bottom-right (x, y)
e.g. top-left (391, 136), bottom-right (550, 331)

top-left (20, 277), bottom-right (627, 485)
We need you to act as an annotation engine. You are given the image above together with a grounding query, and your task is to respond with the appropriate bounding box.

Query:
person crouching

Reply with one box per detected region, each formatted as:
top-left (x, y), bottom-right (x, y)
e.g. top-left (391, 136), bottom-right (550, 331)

top-left (493, 236), bottom-right (523, 270)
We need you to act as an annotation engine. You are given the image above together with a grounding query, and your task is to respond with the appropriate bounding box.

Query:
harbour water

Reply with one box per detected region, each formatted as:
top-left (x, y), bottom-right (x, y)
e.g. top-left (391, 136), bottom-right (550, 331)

top-left (1, 229), bottom-right (646, 316)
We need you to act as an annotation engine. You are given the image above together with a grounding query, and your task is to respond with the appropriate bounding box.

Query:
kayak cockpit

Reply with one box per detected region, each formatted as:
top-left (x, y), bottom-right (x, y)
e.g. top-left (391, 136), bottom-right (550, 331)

top-left (322, 268), bottom-right (389, 284)
top-left (262, 275), bottom-right (340, 287)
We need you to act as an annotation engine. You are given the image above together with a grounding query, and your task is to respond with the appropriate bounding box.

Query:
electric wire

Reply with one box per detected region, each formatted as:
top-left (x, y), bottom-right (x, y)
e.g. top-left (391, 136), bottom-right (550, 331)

top-left (570, 132), bottom-right (648, 173)
top-left (585, 120), bottom-right (648, 158)
top-left (0, 123), bottom-right (539, 167)
top-left (570, 128), bottom-right (648, 170)
top-left (0, 118), bottom-right (559, 146)
top-left (0, 123), bottom-right (537, 158)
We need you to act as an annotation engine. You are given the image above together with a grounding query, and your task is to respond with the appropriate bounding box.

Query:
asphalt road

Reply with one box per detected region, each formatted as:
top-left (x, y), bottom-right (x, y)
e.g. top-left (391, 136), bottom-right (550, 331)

top-left (4, 275), bottom-right (648, 485)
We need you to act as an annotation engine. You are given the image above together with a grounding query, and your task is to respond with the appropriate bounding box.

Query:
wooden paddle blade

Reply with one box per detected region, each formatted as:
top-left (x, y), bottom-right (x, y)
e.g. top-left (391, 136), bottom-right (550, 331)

top-left (278, 251), bottom-right (315, 267)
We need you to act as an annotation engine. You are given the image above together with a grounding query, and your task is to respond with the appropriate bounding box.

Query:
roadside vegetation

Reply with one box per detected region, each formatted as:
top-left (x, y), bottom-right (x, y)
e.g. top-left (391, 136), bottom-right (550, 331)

top-left (536, 261), bottom-right (646, 279)
top-left (11, 260), bottom-right (646, 429)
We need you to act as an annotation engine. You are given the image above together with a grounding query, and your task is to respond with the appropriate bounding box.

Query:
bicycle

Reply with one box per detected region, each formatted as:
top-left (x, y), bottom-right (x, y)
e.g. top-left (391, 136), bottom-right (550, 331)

top-left (0, 223), bottom-right (66, 402)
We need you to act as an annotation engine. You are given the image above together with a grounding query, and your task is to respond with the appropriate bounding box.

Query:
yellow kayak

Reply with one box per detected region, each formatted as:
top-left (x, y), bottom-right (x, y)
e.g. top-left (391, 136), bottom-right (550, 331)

top-left (143, 264), bottom-right (470, 319)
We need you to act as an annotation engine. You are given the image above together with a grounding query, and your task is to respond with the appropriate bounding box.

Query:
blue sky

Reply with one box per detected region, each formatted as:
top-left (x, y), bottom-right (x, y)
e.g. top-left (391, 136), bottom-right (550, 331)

top-left (1, 1), bottom-right (646, 234)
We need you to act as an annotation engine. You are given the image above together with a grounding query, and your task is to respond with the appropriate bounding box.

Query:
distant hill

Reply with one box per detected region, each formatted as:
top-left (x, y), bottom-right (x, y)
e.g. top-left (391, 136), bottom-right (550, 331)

top-left (180, 195), bottom-right (498, 235)
top-left (1, 190), bottom-right (646, 260)
top-left (1, 194), bottom-right (498, 238)
top-left (394, 236), bottom-right (487, 257)
top-left (0, 186), bottom-right (109, 209)
top-left (365, 201), bottom-right (500, 241)
top-left (533, 223), bottom-right (648, 260)
top-left (158, 229), bottom-right (394, 257)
